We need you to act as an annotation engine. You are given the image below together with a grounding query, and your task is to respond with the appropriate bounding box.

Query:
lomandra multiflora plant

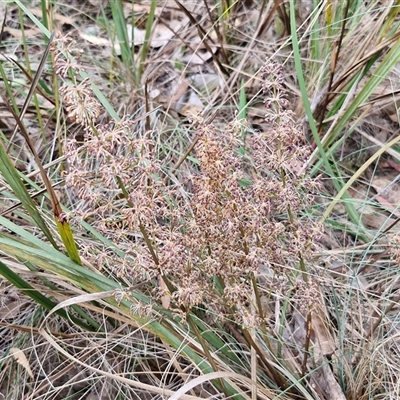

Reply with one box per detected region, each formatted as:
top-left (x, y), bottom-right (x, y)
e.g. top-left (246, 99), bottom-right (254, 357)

top-left (55, 33), bottom-right (322, 331)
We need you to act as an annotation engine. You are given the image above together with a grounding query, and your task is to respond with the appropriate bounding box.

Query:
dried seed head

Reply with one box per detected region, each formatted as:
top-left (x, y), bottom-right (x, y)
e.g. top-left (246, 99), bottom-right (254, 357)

top-left (51, 32), bottom-right (84, 77)
top-left (60, 78), bottom-right (102, 127)
top-left (63, 58), bottom-right (322, 328)
top-left (293, 280), bottom-right (320, 313)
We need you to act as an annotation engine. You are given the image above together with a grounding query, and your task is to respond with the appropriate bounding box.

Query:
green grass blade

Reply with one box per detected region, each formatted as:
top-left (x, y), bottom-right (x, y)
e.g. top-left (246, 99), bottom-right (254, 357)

top-left (110, 0), bottom-right (134, 69)
top-left (289, 0), bottom-right (370, 242)
top-left (0, 232), bottom-right (244, 397)
top-left (323, 134), bottom-right (400, 221)
top-left (138, 0), bottom-right (158, 78)
top-left (324, 35), bottom-right (400, 144)
top-left (55, 217), bottom-right (82, 265)
top-left (14, 0), bottom-right (51, 38)
top-left (0, 259), bottom-right (94, 330)
top-left (0, 138), bottom-right (58, 248)
top-left (39, 0), bottom-right (49, 32)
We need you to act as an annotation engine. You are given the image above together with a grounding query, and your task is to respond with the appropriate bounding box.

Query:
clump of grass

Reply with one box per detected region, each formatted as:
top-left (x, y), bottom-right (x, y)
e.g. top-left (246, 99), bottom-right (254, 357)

top-left (49, 31), bottom-right (332, 398)
top-left (59, 27), bottom-right (321, 326)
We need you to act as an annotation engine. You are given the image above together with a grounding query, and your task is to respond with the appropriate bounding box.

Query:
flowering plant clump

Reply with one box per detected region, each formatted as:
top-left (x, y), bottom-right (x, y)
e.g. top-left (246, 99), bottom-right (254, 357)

top-left (55, 32), bottom-right (321, 327)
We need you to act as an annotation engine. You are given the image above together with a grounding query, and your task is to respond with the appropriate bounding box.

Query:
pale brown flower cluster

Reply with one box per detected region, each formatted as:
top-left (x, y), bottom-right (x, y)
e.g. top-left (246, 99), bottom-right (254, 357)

top-left (51, 33), bottom-right (102, 127)
top-left (51, 32), bottom-right (84, 78)
top-left (54, 36), bottom-right (322, 327)
top-left (292, 280), bottom-right (319, 313)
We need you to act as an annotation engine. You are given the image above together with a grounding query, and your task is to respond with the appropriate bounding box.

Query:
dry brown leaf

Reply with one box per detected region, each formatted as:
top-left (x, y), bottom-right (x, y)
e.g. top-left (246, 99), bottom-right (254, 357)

top-left (3, 7), bottom-right (72, 38)
top-left (348, 185), bottom-right (398, 229)
top-left (170, 79), bottom-right (189, 105)
top-left (368, 174), bottom-right (400, 226)
top-left (29, 7), bottom-right (74, 27)
top-left (179, 104), bottom-right (204, 117)
top-left (86, 0), bottom-right (101, 5)
top-left (311, 311), bottom-right (336, 357)
top-left (80, 30), bottom-right (110, 47)
top-left (191, 72), bottom-right (221, 93)
top-left (308, 297), bottom-right (346, 400)
top-left (309, 358), bottom-right (347, 400)
top-left (182, 49), bottom-right (214, 65)
top-left (9, 348), bottom-right (34, 380)
top-left (3, 27), bottom-right (39, 39)
top-left (150, 24), bottom-right (176, 48)
top-left (371, 174), bottom-right (400, 207)
top-left (125, 1), bottom-right (185, 19)
top-left (174, 90), bottom-right (204, 113)
top-left (291, 308), bottom-right (336, 358)
top-left (111, 22), bottom-right (183, 54)
top-left (386, 159), bottom-right (400, 171)
top-left (283, 282), bottom-right (345, 399)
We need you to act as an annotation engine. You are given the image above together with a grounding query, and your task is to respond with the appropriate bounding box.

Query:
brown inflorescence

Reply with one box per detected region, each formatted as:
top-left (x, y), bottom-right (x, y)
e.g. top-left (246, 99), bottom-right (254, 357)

top-left (54, 34), bottom-right (322, 327)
